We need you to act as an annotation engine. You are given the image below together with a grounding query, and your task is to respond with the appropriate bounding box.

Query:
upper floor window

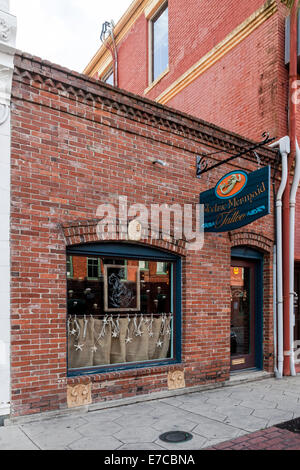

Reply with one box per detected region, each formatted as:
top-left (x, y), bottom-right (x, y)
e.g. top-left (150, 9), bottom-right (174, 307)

top-left (150, 3), bottom-right (168, 83)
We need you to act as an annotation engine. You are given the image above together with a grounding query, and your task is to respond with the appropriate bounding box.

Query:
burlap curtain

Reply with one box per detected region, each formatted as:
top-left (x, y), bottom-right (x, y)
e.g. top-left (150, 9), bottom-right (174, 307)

top-left (110, 318), bottom-right (129, 364)
top-left (93, 318), bottom-right (112, 365)
top-left (148, 317), bottom-right (163, 360)
top-left (126, 318), bottom-right (149, 363)
top-left (68, 315), bottom-right (172, 370)
top-left (68, 317), bottom-right (94, 369)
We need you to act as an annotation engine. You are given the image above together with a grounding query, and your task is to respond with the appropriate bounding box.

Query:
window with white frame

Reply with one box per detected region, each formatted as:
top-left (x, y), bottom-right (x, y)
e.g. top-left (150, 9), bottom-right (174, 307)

top-left (150, 2), bottom-right (168, 83)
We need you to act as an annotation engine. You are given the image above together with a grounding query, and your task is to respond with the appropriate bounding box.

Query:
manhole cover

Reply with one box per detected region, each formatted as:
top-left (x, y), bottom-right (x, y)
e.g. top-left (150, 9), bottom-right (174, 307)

top-left (159, 431), bottom-right (193, 443)
top-left (276, 417), bottom-right (300, 434)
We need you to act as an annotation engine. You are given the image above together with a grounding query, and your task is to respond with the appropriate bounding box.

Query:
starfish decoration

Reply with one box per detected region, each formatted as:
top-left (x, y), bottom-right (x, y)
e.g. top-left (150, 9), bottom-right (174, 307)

top-left (126, 337), bottom-right (133, 344)
top-left (70, 329), bottom-right (77, 336)
top-left (112, 331), bottom-right (119, 338)
top-left (91, 346), bottom-right (98, 353)
top-left (156, 340), bottom-right (163, 348)
top-left (135, 330), bottom-right (142, 337)
top-left (75, 344), bottom-right (84, 352)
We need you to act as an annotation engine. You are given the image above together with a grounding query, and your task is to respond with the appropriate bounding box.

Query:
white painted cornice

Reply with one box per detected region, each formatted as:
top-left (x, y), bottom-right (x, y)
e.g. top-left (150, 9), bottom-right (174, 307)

top-left (0, 11), bottom-right (16, 52)
top-left (0, 0), bottom-right (16, 107)
top-left (0, 0), bottom-right (16, 417)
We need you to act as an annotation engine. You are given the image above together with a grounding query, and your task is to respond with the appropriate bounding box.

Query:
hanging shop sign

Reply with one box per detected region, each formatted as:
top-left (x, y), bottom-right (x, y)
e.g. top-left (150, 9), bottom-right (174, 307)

top-left (199, 166), bottom-right (270, 232)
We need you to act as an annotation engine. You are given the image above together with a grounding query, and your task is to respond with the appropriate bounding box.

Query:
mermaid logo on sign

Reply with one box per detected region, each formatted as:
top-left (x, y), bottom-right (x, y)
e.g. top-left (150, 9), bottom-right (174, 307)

top-left (215, 170), bottom-right (248, 200)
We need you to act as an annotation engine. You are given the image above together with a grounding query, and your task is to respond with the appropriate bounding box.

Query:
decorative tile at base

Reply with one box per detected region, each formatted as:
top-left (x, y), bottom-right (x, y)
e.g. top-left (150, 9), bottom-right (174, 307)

top-left (67, 383), bottom-right (92, 408)
top-left (168, 370), bottom-right (186, 391)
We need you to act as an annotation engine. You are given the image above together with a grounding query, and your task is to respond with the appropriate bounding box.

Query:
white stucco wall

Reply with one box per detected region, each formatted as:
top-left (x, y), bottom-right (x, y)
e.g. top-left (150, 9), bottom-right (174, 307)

top-left (0, 0), bottom-right (16, 416)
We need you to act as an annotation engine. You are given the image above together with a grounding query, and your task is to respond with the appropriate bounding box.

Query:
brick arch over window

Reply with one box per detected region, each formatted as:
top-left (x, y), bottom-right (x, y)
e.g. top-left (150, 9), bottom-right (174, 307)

top-left (59, 219), bottom-right (188, 257)
top-left (229, 231), bottom-right (273, 254)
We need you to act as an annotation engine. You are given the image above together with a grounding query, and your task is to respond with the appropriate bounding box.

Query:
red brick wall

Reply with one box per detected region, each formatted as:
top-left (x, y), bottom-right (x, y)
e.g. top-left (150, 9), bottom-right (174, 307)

top-left (103, 0), bottom-right (300, 261)
top-left (164, 11), bottom-right (284, 141)
top-left (117, 12), bottom-right (149, 94)
top-left (115, 0), bottom-right (266, 97)
top-left (10, 52), bottom-right (277, 417)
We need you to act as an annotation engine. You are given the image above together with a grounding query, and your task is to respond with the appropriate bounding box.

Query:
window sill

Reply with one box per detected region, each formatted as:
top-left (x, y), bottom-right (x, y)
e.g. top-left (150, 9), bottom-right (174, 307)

top-left (144, 66), bottom-right (169, 95)
top-left (68, 360), bottom-right (183, 382)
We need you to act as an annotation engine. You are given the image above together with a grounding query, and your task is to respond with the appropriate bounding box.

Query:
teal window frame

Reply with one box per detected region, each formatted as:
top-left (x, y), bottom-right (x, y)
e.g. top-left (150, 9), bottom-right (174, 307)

top-left (67, 242), bottom-right (182, 377)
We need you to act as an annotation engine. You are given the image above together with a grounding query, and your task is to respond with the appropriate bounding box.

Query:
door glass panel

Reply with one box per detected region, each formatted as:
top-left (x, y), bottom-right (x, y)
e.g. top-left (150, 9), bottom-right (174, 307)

top-left (231, 267), bottom-right (251, 356)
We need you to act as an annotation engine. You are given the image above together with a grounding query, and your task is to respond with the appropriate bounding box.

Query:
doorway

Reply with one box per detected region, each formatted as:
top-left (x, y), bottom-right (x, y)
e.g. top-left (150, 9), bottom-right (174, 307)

top-left (230, 249), bottom-right (263, 372)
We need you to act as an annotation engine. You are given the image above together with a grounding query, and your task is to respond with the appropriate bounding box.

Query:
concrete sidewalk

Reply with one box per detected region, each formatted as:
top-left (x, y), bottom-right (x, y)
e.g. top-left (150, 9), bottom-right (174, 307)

top-left (1, 374), bottom-right (300, 450)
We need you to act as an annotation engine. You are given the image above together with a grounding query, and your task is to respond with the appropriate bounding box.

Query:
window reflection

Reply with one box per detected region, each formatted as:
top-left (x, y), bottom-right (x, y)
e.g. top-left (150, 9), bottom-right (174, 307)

top-left (152, 5), bottom-right (168, 81)
top-left (67, 255), bottom-right (174, 371)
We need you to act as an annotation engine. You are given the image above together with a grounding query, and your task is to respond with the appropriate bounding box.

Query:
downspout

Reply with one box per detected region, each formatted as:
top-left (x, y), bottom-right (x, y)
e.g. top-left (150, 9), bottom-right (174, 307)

top-left (283, 0), bottom-right (298, 376)
top-left (273, 245), bottom-right (279, 377)
top-left (289, 139), bottom-right (300, 376)
top-left (269, 137), bottom-right (290, 378)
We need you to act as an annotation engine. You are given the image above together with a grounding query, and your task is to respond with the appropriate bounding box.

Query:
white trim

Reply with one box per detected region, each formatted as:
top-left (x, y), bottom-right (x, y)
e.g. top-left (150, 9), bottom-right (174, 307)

top-left (144, 0), bottom-right (166, 19)
top-left (147, 0), bottom-right (168, 86)
top-left (0, 0), bottom-right (16, 417)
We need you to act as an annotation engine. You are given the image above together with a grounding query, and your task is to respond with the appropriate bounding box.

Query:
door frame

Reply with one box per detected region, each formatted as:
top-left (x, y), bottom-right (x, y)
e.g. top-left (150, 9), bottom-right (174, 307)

top-left (231, 247), bottom-right (264, 371)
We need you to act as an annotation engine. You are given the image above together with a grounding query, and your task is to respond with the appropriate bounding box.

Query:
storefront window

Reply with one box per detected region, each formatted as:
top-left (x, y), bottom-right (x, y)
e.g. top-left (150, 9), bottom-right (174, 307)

top-left (67, 253), bottom-right (176, 373)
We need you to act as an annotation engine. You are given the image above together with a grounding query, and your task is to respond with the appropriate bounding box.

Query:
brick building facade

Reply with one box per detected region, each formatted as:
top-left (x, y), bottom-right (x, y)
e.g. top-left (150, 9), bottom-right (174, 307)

top-left (84, 0), bottom-right (300, 260)
top-left (8, 51), bottom-right (278, 417)
top-left (84, 0), bottom-right (300, 377)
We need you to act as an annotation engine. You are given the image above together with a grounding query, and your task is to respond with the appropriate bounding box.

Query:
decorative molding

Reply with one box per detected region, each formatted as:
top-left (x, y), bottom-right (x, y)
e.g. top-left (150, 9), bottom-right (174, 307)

top-left (0, 9), bottom-right (17, 51)
top-left (168, 370), bottom-right (186, 390)
top-left (58, 218), bottom-right (188, 256)
top-left (144, 0), bottom-right (166, 19)
top-left (13, 52), bottom-right (278, 167)
top-left (229, 231), bottom-right (273, 253)
top-left (0, 66), bottom-right (10, 105)
top-left (0, 103), bottom-right (8, 124)
top-left (0, 16), bottom-right (10, 41)
top-left (156, 0), bottom-right (278, 105)
top-left (67, 383), bottom-right (92, 408)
